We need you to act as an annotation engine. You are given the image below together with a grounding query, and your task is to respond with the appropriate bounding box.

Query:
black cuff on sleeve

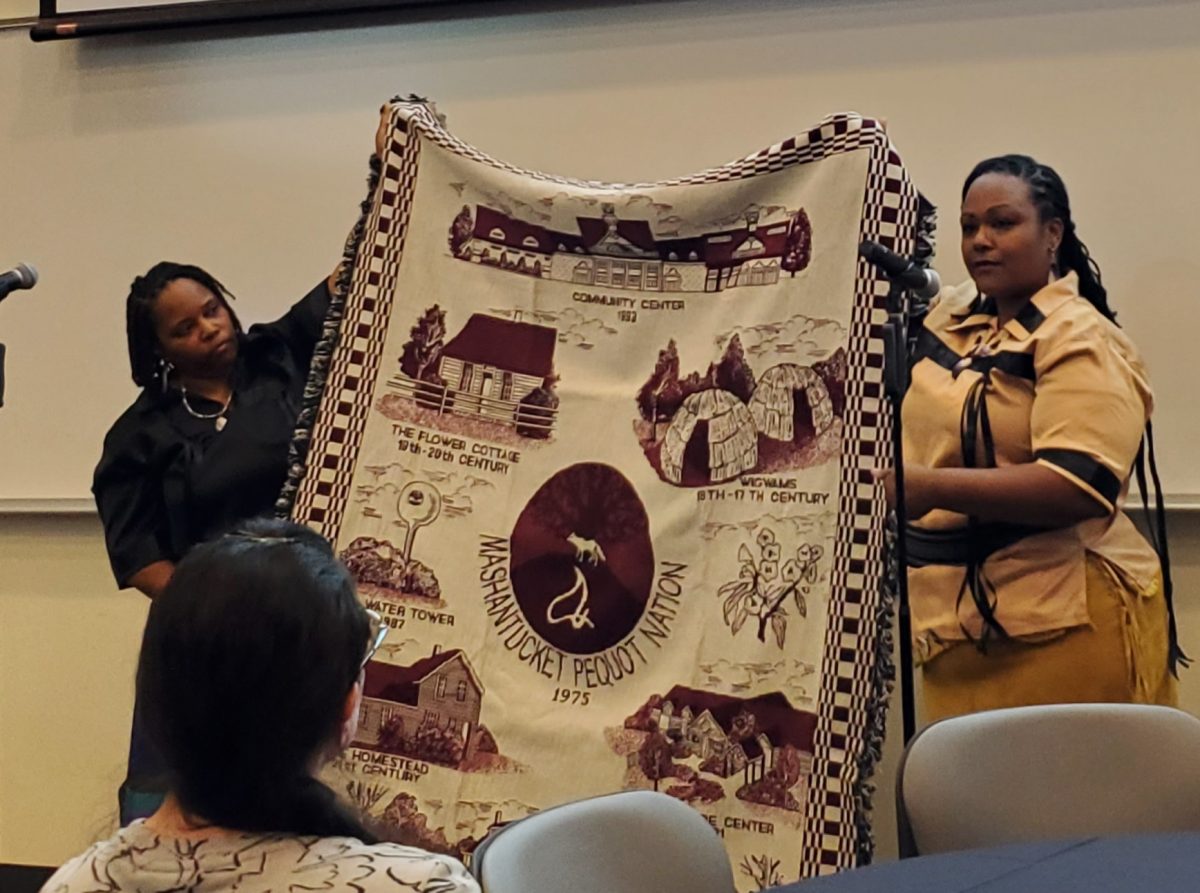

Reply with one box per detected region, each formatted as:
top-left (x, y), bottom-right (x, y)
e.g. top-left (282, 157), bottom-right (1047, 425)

top-left (1035, 448), bottom-right (1121, 509)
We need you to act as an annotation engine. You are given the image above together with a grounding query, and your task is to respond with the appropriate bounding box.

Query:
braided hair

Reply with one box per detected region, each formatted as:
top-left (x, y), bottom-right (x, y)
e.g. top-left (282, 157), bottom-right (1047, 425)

top-left (962, 155), bottom-right (1115, 322)
top-left (138, 517), bottom-right (376, 840)
top-left (126, 262), bottom-right (243, 390)
top-left (965, 156), bottom-right (1188, 673)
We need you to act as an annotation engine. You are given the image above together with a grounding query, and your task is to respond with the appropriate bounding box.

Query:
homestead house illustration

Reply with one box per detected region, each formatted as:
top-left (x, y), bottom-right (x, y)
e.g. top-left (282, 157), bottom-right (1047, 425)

top-left (647, 686), bottom-right (816, 784)
top-left (355, 648), bottom-right (487, 758)
top-left (457, 202), bottom-right (800, 293)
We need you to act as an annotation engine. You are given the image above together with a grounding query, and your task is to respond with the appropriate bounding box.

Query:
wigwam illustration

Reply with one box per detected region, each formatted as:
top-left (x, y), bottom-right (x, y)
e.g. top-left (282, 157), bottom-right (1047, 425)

top-left (634, 334), bottom-right (846, 486)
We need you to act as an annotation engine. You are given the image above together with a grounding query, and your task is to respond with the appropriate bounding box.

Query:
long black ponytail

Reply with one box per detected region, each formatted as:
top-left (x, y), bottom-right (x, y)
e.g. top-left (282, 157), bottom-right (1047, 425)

top-left (137, 517), bottom-right (376, 839)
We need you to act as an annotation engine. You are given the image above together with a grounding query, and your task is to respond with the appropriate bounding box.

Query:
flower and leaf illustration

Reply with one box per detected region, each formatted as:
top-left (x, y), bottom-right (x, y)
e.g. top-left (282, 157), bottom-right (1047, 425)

top-left (718, 528), bottom-right (822, 648)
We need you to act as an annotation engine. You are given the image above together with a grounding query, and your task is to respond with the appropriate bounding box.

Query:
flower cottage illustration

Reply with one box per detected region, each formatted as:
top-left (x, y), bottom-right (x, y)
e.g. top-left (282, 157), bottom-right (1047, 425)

top-left (448, 201), bottom-right (813, 293)
top-left (354, 648), bottom-right (498, 768)
top-left (384, 308), bottom-right (560, 441)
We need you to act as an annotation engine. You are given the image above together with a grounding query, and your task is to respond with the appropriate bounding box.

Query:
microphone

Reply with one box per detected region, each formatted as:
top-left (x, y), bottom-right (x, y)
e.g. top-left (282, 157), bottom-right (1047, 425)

top-left (0, 263), bottom-right (38, 303)
top-left (858, 241), bottom-right (940, 300)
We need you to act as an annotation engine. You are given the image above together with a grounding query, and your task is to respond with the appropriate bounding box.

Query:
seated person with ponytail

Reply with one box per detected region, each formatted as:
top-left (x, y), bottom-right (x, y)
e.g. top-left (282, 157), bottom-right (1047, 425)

top-left (42, 518), bottom-right (479, 893)
top-left (879, 154), bottom-right (1183, 722)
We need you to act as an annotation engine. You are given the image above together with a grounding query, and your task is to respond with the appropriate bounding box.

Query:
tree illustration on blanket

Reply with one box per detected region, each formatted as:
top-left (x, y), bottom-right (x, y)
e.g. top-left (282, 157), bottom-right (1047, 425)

top-left (638, 730), bottom-right (675, 792)
top-left (399, 305), bottom-right (448, 384)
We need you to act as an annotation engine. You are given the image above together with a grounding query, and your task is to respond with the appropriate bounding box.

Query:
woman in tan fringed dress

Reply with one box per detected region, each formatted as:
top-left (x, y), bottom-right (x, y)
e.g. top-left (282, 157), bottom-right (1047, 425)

top-left (879, 154), bottom-right (1182, 722)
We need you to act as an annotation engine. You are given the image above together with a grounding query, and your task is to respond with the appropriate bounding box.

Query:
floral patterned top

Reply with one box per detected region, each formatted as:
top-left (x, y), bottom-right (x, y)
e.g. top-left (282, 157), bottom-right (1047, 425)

top-left (41, 820), bottom-right (480, 893)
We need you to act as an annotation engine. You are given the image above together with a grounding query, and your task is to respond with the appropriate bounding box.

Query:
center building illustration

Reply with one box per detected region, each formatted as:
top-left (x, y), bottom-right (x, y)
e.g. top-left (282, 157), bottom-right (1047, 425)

top-left (451, 202), bottom-right (813, 293)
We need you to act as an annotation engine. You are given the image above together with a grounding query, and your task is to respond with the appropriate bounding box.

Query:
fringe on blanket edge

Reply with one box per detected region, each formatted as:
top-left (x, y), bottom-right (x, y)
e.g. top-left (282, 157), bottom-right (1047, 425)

top-left (852, 517), bottom-right (900, 867)
top-left (276, 153), bottom-right (382, 520)
top-left (851, 193), bottom-right (936, 867)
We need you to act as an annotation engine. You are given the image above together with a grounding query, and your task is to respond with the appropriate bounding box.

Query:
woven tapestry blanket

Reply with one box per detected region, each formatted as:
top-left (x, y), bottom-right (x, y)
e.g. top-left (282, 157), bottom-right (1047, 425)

top-left (285, 98), bottom-right (926, 884)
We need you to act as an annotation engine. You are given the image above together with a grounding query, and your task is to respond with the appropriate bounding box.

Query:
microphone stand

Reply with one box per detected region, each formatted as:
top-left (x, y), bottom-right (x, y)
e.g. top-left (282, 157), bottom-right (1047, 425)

top-left (882, 278), bottom-right (917, 745)
top-left (0, 264), bottom-right (40, 409)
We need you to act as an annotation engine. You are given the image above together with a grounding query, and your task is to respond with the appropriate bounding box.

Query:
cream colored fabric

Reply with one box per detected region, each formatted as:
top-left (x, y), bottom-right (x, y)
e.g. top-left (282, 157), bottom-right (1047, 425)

top-left (42, 822), bottom-right (478, 893)
top-left (289, 100), bottom-right (925, 883)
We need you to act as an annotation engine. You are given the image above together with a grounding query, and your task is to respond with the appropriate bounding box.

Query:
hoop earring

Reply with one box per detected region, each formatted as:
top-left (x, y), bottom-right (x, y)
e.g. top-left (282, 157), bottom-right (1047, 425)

top-left (158, 358), bottom-right (175, 394)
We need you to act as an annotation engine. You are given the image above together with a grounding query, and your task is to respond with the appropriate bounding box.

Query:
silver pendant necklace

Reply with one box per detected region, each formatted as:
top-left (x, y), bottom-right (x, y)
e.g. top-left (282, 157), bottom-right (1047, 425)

top-left (181, 387), bottom-right (232, 432)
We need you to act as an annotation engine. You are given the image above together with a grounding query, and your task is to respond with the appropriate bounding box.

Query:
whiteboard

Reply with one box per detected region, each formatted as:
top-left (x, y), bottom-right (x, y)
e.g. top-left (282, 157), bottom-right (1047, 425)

top-left (2, 0), bottom-right (1198, 503)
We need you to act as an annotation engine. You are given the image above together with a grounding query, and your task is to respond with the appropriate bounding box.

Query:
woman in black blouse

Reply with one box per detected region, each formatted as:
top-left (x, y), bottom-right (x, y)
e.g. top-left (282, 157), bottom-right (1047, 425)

top-left (91, 112), bottom-right (387, 824)
top-left (94, 263), bottom-right (338, 598)
top-left (95, 109), bottom-right (386, 601)
top-left (93, 261), bottom-right (342, 823)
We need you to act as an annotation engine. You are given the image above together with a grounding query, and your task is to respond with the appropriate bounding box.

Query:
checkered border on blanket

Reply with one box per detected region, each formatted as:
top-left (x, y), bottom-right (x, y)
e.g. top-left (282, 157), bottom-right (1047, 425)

top-left (291, 118), bottom-right (421, 536)
top-left (289, 102), bottom-right (922, 877)
top-left (797, 138), bottom-right (920, 877)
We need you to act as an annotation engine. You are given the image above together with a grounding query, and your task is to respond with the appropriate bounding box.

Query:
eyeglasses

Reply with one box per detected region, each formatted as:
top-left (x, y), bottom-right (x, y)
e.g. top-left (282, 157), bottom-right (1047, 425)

top-left (361, 608), bottom-right (388, 668)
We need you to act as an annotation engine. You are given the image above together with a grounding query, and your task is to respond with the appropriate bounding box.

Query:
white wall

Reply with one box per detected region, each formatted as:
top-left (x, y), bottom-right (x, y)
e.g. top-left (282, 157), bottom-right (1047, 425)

top-left (0, 515), bottom-right (145, 860)
top-left (3, 0), bottom-right (1200, 867)
top-left (4, 0), bottom-right (1200, 501)
top-left (0, 0), bottom-right (34, 22)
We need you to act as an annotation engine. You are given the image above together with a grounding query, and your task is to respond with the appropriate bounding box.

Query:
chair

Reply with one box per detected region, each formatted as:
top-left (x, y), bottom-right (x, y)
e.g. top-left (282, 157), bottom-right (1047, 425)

top-left (897, 703), bottom-right (1200, 857)
top-left (471, 790), bottom-right (736, 893)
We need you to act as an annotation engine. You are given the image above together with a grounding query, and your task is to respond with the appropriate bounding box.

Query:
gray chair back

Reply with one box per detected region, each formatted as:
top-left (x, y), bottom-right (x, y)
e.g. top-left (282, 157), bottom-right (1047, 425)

top-left (472, 790), bottom-right (736, 893)
top-left (897, 703), bottom-right (1200, 857)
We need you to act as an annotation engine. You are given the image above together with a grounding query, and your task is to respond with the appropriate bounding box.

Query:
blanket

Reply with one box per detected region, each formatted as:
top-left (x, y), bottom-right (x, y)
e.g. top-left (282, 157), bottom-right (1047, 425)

top-left (282, 98), bottom-right (929, 884)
